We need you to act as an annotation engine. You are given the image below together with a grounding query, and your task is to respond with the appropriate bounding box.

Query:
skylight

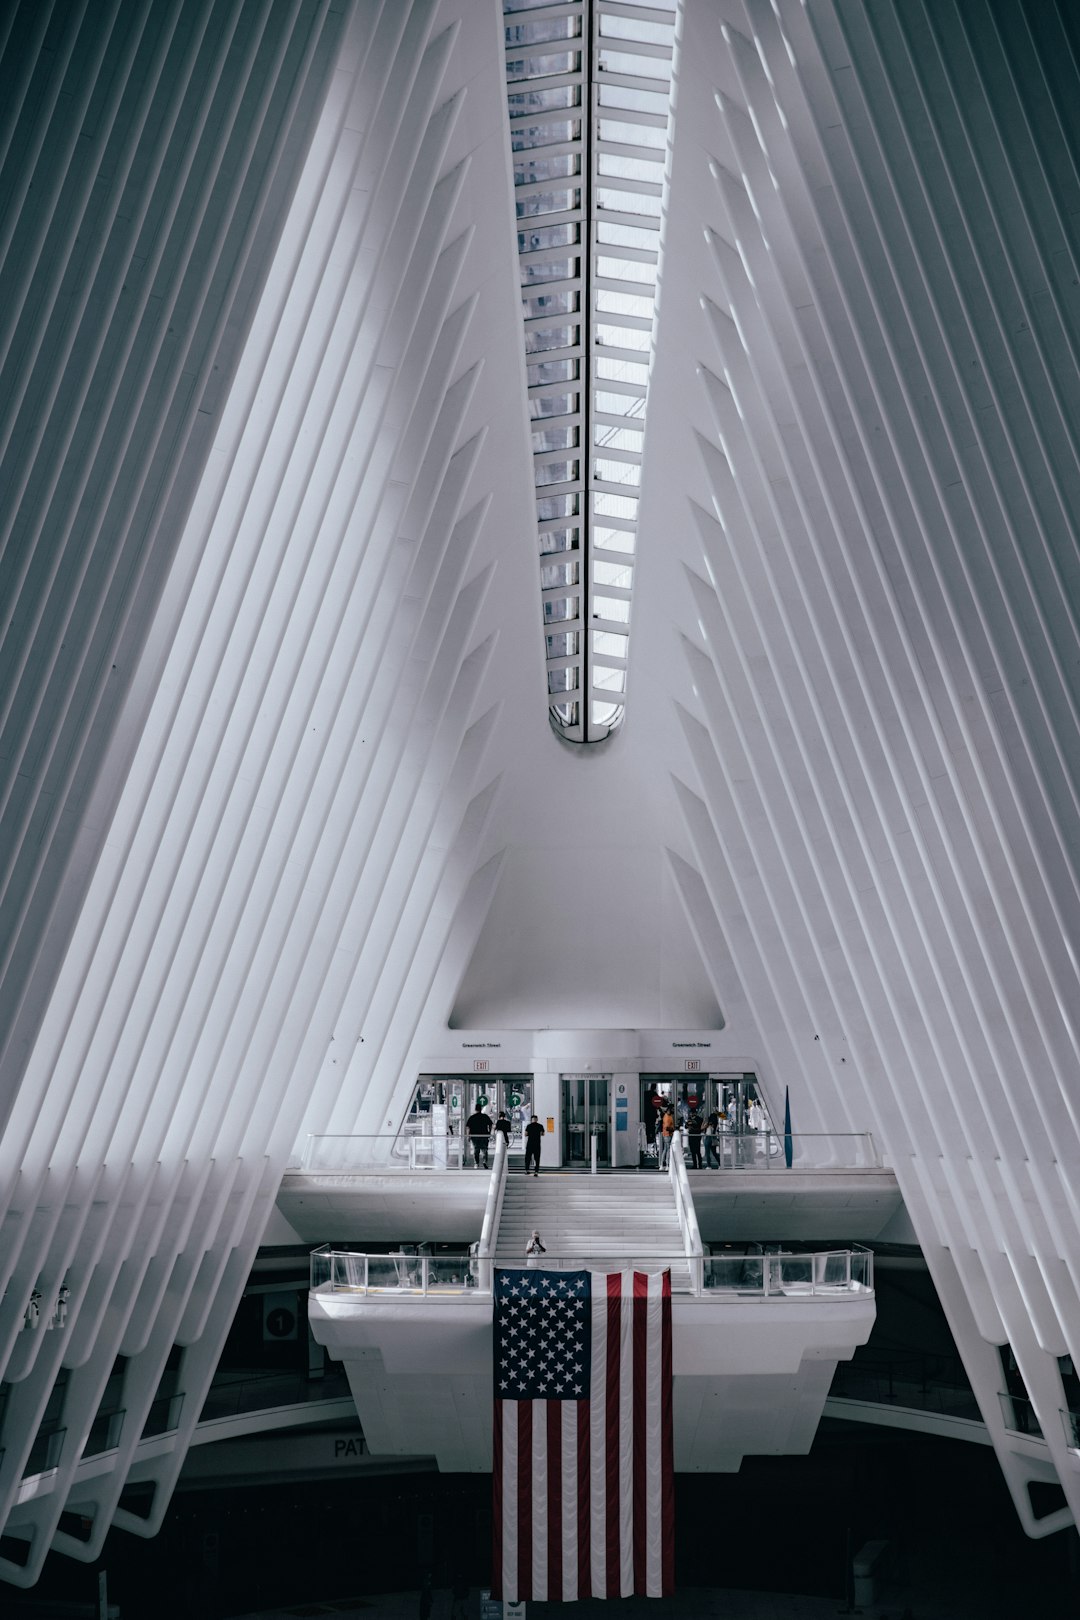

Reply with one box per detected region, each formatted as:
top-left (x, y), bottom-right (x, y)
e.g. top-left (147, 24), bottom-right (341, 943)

top-left (503, 0), bottom-right (677, 743)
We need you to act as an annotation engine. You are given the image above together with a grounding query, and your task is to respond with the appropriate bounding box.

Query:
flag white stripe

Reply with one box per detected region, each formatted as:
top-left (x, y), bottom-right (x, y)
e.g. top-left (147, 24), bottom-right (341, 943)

top-left (533, 1399), bottom-right (547, 1600)
top-left (502, 1403), bottom-right (517, 1602)
top-left (645, 1270), bottom-right (665, 1596)
top-left (590, 1275), bottom-right (608, 1598)
top-left (619, 1277), bottom-right (635, 1595)
top-left (562, 1399), bottom-right (578, 1602)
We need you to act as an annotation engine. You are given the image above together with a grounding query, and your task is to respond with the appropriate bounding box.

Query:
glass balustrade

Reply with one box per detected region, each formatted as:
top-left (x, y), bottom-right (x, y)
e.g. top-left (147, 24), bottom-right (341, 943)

top-left (310, 1245), bottom-right (873, 1298)
top-left (295, 1130), bottom-right (881, 1173)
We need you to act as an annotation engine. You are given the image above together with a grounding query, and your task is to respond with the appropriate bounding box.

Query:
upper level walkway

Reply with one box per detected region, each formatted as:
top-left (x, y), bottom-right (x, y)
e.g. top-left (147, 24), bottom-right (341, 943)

top-left (278, 1129), bottom-right (905, 1246)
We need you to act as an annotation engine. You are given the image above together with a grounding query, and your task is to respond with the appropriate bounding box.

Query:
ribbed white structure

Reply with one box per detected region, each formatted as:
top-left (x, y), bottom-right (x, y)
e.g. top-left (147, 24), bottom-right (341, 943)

top-left (638, 0), bottom-right (1080, 1536)
top-left (3, 0), bottom-right (1080, 1584)
top-left (0, 0), bottom-right (535, 1583)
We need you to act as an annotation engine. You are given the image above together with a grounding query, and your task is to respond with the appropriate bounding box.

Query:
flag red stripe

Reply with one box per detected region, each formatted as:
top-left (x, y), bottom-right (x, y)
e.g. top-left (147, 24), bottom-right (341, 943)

top-left (577, 1395), bottom-right (591, 1597)
top-left (492, 1402), bottom-right (504, 1599)
top-left (517, 1399), bottom-right (532, 1601)
top-left (547, 1400), bottom-right (562, 1599)
top-left (661, 1269), bottom-right (675, 1595)
top-left (605, 1273), bottom-right (622, 1596)
top-left (633, 1269), bottom-right (648, 1593)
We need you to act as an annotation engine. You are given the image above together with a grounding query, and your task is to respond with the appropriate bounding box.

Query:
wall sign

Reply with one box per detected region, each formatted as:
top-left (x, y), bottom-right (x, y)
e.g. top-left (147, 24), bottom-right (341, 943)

top-left (684, 1059), bottom-right (701, 1072)
top-left (473, 1060), bottom-right (490, 1073)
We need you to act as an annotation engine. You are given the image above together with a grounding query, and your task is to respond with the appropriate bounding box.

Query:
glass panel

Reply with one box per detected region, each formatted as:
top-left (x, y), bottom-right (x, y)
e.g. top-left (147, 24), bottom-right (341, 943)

top-left (596, 186), bottom-right (662, 217)
top-left (530, 392), bottom-right (579, 419)
top-left (532, 425), bottom-right (578, 453)
top-left (593, 630), bottom-right (628, 658)
top-left (595, 390), bottom-right (646, 417)
top-left (517, 189), bottom-right (582, 219)
top-left (541, 559), bottom-right (579, 589)
top-left (512, 119), bottom-right (582, 151)
top-left (508, 84), bottom-right (581, 117)
top-left (596, 323), bottom-right (650, 351)
top-left (539, 526), bottom-right (579, 554)
top-left (547, 666), bottom-right (579, 694)
top-left (593, 595), bottom-right (630, 623)
top-left (523, 257), bottom-right (580, 284)
top-left (536, 492), bottom-right (579, 520)
top-left (594, 527), bottom-right (636, 553)
top-left (518, 222), bottom-right (579, 252)
top-left (543, 596), bottom-right (578, 622)
top-left (594, 424), bottom-right (644, 452)
top-left (593, 457), bottom-right (641, 485)
top-left (597, 255), bottom-right (657, 284)
top-left (597, 119), bottom-right (667, 150)
top-left (593, 491), bottom-right (639, 519)
top-left (506, 51), bottom-right (582, 81)
top-left (597, 82), bottom-right (671, 116)
top-left (592, 699), bottom-right (624, 728)
top-left (528, 358), bottom-right (578, 386)
top-left (546, 631), bottom-right (579, 659)
top-left (596, 288), bottom-right (655, 319)
top-left (535, 459), bottom-right (580, 487)
top-left (598, 48), bottom-right (670, 81)
top-left (524, 289), bottom-right (580, 317)
top-left (524, 323), bottom-right (580, 353)
top-left (506, 18), bottom-right (581, 47)
top-left (515, 154), bottom-right (580, 186)
top-left (594, 559), bottom-right (633, 588)
top-left (595, 356), bottom-right (650, 383)
top-left (599, 15), bottom-right (674, 46)
top-left (596, 220), bottom-right (659, 249)
top-left (551, 699), bottom-right (579, 727)
top-left (593, 666), bottom-right (625, 692)
top-left (597, 153), bottom-right (663, 183)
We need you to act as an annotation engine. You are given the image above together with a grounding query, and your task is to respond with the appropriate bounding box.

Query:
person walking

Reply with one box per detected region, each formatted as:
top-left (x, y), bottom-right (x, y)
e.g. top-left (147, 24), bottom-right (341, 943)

top-left (704, 1110), bottom-right (721, 1169)
top-left (493, 1109), bottom-right (512, 1151)
top-left (466, 1103), bottom-right (493, 1168)
top-left (658, 1101), bottom-right (676, 1168)
top-left (524, 1113), bottom-right (545, 1177)
top-left (686, 1109), bottom-right (704, 1168)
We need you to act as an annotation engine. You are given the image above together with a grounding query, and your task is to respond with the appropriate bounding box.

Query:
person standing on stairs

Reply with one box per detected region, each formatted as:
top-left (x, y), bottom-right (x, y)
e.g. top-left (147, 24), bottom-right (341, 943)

top-left (466, 1103), bottom-right (493, 1168)
top-left (524, 1113), bottom-right (545, 1177)
top-left (526, 1229), bottom-right (546, 1268)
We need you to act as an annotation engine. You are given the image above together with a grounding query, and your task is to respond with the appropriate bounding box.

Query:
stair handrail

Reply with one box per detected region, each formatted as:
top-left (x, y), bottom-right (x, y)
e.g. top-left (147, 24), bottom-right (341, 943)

top-left (476, 1131), bottom-right (509, 1291)
top-left (669, 1129), bottom-right (704, 1293)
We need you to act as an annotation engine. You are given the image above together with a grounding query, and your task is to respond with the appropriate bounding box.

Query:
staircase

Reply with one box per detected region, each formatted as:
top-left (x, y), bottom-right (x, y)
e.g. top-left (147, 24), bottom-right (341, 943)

top-left (495, 1172), bottom-right (691, 1290)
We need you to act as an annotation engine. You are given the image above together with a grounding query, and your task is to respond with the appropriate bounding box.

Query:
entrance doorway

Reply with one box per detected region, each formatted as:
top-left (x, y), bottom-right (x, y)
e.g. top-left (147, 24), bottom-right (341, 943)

top-left (639, 1074), bottom-right (766, 1166)
top-left (405, 1076), bottom-right (533, 1155)
top-left (561, 1074), bottom-right (610, 1166)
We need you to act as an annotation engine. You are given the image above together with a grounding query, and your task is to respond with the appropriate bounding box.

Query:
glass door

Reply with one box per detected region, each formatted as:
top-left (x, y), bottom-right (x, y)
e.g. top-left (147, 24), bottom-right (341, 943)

top-left (561, 1074), bottom-right (610, 1166)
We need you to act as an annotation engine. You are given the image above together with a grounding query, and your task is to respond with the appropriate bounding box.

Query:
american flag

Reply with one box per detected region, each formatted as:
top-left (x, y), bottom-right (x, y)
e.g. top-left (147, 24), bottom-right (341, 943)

top-left (492, 1267), bottom-right (674, 1601)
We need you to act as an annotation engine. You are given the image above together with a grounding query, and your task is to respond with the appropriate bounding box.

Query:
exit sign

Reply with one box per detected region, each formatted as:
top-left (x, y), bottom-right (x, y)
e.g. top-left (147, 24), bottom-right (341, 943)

top-left (684, 1059), bottom-right (701, 1072)
top-left (473, 1059), bottom-right (490, 1072)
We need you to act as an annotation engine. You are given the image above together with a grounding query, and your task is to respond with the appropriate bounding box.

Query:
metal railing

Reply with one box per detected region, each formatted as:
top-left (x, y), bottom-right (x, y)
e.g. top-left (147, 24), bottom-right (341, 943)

top-left (669, 1129), bottom-right (704, 1291)
top-left (298, 1129), bottom-right (882, 1173)
top-left (311, 1245), bottom-right (874, 1299)
top-left (476, 1131), bottom-right (509, 1291)
top-left (829, 1351), bottom-right (981, 1420)
top-left (199, 1367), bottom-right (351, 1423)
top-left (999, 1391), bottom-right (1045, 1440)
top-left (690, 1131), bottom-right (880, 1169)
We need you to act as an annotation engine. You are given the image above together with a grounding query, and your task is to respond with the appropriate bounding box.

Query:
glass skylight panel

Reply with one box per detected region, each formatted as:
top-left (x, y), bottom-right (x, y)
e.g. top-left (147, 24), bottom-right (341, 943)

top-left (503, 0), bottom-right (675, 742)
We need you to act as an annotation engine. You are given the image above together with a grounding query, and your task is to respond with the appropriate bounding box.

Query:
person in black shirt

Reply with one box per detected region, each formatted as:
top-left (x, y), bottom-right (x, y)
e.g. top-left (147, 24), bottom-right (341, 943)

top-left (524, 1113), bottom-right (545, 1177)
top-left (466, 1105), bottom-right (493, 1167)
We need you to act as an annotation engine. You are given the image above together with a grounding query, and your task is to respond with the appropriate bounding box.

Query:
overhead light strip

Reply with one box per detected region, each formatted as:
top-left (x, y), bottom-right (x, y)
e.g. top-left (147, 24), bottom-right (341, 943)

top-left (503, 0), bottom-right (677, 743)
